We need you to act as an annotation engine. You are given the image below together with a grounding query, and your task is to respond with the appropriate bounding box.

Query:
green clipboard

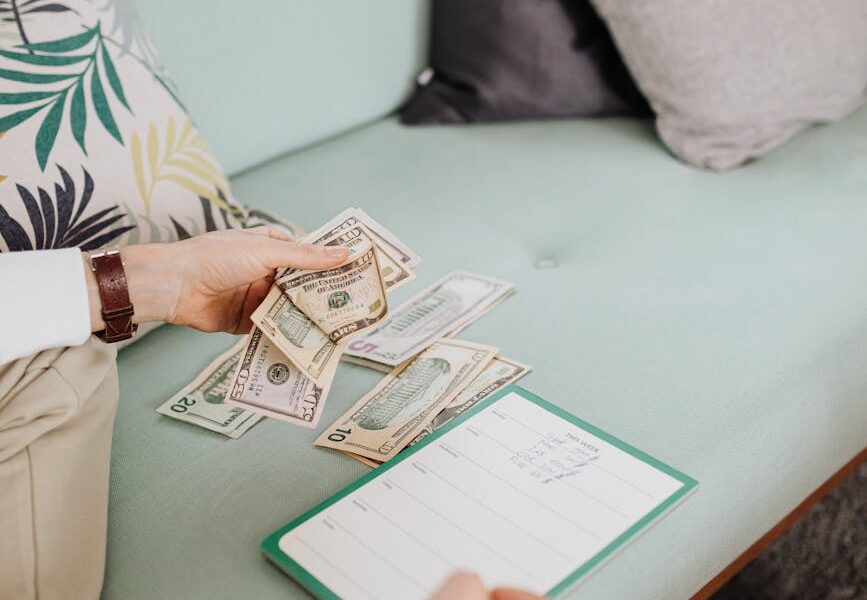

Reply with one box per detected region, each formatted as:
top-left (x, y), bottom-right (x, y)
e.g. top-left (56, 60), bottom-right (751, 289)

top-left (262, 385), bottom-right (698, 599)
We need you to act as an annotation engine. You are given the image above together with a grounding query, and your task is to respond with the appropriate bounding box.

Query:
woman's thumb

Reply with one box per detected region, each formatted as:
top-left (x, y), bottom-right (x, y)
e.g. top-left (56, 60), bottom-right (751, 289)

top-left (429, 572), bottom-right (486, 600)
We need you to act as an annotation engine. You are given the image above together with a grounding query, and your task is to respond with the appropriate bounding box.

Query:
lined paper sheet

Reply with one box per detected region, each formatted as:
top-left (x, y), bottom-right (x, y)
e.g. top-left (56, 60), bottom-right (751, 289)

top-left (272, 389), bottom-right (695, 599)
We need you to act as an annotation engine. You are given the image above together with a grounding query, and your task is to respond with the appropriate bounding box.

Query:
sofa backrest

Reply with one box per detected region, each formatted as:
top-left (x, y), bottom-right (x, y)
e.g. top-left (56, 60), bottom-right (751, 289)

top-left (136, 0), bottom-right (430, 175)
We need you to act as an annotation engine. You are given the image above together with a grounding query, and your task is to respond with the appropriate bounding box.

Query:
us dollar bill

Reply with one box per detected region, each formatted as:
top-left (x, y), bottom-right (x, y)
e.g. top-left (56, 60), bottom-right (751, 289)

top-left (251, 210), bottom-right (418, 384)
top-left (281, 207), bottom-right (418, 291)
top-left (315, 339), bottom-right (498, 461)
top-left (250, 286), bottom-right (340, 384)
top-left (408, 356), bottom-right (531, 446)
top-left (342, 270), bottom-right (515, 368)
top-left (337, 354), bottom-right (392, 373)
top-left (346, 207), bottom-right (420, 268)
top-left (344, 356), bottom-right (531, 467)
top-left (225, 327), bottom-right (335, 428)
top-left (156, 339), bottom-right (264, 439)
top-left (278, 225), bottom-right (388, 343)
top-left (341, 451), bottom-right (381, 469)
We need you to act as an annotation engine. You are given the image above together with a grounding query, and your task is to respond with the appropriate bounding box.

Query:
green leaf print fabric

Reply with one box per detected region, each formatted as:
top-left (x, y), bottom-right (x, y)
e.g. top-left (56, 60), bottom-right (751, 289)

top-left (0, 0), bottom-right (300, 254)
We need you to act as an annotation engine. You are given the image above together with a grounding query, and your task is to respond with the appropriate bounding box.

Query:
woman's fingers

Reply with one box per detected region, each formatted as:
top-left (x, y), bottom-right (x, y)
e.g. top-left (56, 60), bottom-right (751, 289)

top-left (242, 225), bottom-right (294, 242)
top-left (429, 572), bottom-right (487, 600)
top-left (257, 238), bottom-right (348, 271)
top-left (490, 588), bottom-right (546, 600)
top-left (243, 225), bottom-right (349, 269)
top-left (234, 277), bottom-right (273, 334)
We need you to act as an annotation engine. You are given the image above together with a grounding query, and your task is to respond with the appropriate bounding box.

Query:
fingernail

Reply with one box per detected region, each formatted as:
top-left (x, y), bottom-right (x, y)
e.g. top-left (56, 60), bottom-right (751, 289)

top-left (326, 246), bottom-right (348, 257)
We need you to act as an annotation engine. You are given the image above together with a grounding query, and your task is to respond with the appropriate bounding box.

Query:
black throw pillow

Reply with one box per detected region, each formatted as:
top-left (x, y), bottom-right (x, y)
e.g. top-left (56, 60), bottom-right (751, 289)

top-left (401, 0), bottom-right (649, 124)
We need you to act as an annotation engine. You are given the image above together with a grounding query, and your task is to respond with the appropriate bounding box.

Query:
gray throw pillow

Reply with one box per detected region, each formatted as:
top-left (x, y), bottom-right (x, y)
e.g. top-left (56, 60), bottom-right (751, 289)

top-left (401, 0), bottom-right (648, 125)
top-left (591, 0), bottom-right (867, 170)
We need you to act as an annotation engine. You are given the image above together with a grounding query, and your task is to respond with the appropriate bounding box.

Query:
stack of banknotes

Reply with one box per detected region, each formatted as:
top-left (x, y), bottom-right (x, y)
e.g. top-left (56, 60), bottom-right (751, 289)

top-left (227, 207), bottom-right (421, 428)
top-left (157, 208), bottom-right (531, 465)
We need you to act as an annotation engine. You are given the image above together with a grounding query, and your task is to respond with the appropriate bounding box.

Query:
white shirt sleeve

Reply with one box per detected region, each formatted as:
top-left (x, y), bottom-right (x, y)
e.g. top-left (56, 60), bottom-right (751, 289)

top-left (0, 248), bottom-right (91, 365)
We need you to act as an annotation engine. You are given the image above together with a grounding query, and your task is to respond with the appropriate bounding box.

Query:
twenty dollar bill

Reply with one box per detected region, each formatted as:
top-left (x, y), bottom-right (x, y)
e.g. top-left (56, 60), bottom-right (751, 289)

top-left (157, 339), bottom-right (264, 439)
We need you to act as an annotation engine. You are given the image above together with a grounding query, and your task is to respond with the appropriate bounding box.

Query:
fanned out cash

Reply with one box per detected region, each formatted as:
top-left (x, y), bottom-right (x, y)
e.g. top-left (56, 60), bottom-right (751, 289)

top-left (342, 270), bottom-right (515, 369)
top-left (279, 224), bottom-right (388, 344)
top-left (156, 339), bottom-right (264, 438)
top-left (160, 207), bottom-right (531, 442)
top-left (284, 207), bottom-right (420, 289)
top-left (340, 355), bottom-right (531, 468)
top-left (250, 208), bottom-right (420, 387)
top-left (315, 338), bottom-right (500, 462)
top-left (226, 208), bottom-right (420, 426)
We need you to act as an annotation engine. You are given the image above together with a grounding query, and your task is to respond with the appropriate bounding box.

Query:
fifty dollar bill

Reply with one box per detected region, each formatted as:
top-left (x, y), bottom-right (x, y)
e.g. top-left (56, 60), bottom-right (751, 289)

top-left (225, 327), bottom-right (335, 428)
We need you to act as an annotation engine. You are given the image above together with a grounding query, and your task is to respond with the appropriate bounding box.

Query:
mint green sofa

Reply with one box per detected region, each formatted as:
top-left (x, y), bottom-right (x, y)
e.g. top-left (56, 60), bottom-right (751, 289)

top-left (106, 1), bottom-right (867, 598)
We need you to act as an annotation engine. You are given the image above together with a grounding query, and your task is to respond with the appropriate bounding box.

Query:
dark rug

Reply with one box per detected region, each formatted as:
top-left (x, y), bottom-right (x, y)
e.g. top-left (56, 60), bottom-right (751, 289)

top-left (711, 460), bottom-right (866, 600)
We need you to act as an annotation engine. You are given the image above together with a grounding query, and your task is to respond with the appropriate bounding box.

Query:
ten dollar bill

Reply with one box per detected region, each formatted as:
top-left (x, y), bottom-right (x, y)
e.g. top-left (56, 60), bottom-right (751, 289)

top-left (315, 338), bottom-right (498, 461)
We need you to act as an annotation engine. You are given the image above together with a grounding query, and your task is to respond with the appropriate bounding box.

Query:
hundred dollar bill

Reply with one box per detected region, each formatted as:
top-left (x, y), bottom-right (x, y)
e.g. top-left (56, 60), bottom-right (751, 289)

top-left (278, 225), bottom-right (388, 343)
top-left (342, 270), bottom-right (515, 368)
top-left (156, 339), bottom-right (264, 439)
top-left (225, 327), bottom-right (334, 428)
top-left (315, 339), bottom-right (498, 461)
top-left (344, 356), bottom-right (531, 467)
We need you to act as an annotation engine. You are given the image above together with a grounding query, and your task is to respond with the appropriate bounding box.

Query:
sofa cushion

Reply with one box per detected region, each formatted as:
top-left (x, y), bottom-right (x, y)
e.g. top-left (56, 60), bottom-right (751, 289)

top-left (106, 108), bottom-right (867, 598)
top-left (401, 0), bottom-right (648, 125)
top-left (0, 2), bottom-right (294, 248)
top-left (591, 0), bottom-right (867, 170)
top-left (135, 0), bottom-right (430, 174)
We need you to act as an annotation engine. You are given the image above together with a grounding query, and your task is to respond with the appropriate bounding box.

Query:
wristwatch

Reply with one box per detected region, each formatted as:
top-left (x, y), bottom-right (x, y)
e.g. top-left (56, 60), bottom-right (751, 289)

top-left (89, 248), bottom-right (138, 343)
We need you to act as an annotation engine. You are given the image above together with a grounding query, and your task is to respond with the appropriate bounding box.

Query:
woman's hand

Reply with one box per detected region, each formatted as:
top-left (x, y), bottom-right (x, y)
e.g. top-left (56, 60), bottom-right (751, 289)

top-left (85, 227), bottom-right (348, 335)
top-left (429, 572), bottom-right (544, 600)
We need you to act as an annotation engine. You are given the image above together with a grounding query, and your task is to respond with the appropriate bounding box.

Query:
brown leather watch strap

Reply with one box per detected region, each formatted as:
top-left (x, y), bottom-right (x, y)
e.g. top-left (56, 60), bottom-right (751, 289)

top-left (90, 248), bottom-right (137, 343)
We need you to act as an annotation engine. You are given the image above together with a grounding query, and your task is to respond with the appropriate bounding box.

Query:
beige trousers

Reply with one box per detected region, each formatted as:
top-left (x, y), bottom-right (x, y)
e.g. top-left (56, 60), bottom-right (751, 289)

top-left (0, 337), bottom-right (118, 600)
